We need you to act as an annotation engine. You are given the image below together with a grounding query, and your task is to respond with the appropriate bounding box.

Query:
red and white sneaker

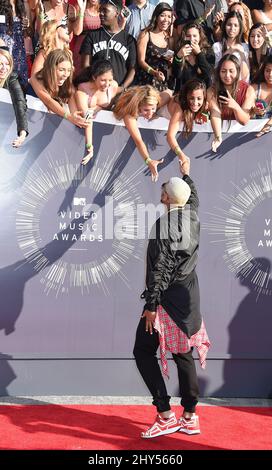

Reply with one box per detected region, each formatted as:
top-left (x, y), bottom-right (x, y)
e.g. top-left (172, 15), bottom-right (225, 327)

top-left (179, 415), bottom-right (200, 435)
top-left (141, 412), bottom-right (181, 439)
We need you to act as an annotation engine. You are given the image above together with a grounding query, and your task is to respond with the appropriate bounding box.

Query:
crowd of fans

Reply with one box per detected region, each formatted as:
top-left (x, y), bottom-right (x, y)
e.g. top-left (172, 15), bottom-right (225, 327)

top-left (1, 0), bottom-right (272, 176)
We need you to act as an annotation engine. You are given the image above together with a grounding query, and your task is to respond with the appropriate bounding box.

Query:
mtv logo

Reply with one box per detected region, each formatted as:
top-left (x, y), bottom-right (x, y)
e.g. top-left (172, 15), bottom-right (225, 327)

top-left (73, 197), bottom-right (86, 206)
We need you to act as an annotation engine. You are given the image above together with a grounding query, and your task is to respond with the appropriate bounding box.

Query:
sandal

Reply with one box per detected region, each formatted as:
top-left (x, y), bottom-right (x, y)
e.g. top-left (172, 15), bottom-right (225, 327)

top-left (256, 123), bottom-right (272, 137)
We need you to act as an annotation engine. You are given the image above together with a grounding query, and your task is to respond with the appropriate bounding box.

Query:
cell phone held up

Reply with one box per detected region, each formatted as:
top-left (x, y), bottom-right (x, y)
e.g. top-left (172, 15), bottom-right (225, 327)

top-left (121, 6), bottom-right (131, 19)
top-left (219, 88), bottom-right (228, 101)
top-left (84, 108), bottom-right (95, 122)
top-left (163, 49), bottom-right (174, 59)
top-left (183, 40), bottom-right (191, 46)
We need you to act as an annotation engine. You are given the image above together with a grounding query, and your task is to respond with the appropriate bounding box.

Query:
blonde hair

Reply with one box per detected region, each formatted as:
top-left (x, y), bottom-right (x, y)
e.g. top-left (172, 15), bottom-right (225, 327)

top-left (0, 49), bottom-right (13, 88)
top-left (39, 20), bottom-right (59, 56)
top-left (113, 85), bottom-right (161, 120)
top-left (87, 0), bottom-right (100, 13)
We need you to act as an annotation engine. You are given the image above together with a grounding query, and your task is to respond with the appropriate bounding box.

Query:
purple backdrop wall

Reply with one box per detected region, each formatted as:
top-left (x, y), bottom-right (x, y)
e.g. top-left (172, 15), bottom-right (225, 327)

top-left (0, 97), bottom-right (271, 397)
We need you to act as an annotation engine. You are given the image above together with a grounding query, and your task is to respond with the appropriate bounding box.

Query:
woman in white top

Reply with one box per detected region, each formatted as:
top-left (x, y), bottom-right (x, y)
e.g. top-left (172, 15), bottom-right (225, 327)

top-left (74, 59), bottom-right (119, 165)
top-left (213, 11), bottom-right (249, 82)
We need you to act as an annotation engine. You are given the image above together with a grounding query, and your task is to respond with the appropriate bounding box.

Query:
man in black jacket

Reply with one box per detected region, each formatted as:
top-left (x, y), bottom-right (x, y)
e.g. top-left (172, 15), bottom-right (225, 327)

top-left (133, 159), bottom-right (210, 439)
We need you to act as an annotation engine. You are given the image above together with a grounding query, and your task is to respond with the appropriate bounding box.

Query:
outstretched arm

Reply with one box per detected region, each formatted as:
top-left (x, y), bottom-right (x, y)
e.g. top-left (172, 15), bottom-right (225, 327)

top-left (256, 117), bottom-right (272, 137)
top-left (167, 103), bottom-right (189, 164)
top-left (8, 73), bottom-right (28, 147)
top-left (207, 88), bottom-right (222, 153)
top-left (75, 89), bottom-right (93, 164)
top-left (124, 115), bottom-right (163, 182)
top-left (29, 76), bottom-right (88, 128)
top-left (180, 162), bottom-right (199, 211)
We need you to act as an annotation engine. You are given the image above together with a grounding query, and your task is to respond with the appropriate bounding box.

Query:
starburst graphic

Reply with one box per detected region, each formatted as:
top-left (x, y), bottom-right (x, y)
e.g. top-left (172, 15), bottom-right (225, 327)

top-left (203, 158), bottom-right (272, 297)
top-left (16, 149), bottom-right (145, 297)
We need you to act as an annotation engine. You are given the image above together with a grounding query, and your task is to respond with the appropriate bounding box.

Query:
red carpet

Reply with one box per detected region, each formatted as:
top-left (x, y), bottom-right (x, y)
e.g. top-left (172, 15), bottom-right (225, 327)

top-left (0, 405), bottom-right (271, 450)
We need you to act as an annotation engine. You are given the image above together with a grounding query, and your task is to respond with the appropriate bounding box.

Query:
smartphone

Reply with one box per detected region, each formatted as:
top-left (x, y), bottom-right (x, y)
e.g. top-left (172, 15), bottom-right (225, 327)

top-left (219, 89), bottom-right (228, 98)
top-left (121, 6), bottom-right (131, 19)
top-left (163, 49), bottom-right (174, 59)
top-left (183, 40), bottom-right (191, 46)
top-left (84, 109), bottom-right (94, 122)
top-left (0, 15), bottom-right (6, 24)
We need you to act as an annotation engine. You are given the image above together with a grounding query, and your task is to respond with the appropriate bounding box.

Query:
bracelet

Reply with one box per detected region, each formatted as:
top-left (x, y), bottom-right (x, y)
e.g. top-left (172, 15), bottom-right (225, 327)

top-left (86, 143), bottom-right (93, 149)
top-left (77, 13), bottom-right (84, 18)
top-left (145, 156), bottom-right (152, 165)
top-left (63, 111), bottom-right (69, 119)
top-left (174, 55), bottom-right (183, 63)
top-left (146, 66), bottom-right (154, 75)
top-left (174, 146), bottom-right (182, 156)
top-left (39, 13), bottom-right (45, 20)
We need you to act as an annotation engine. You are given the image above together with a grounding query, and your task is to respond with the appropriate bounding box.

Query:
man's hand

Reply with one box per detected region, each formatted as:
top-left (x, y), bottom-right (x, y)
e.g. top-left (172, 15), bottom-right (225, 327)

top-left (142, 310), bottom-right (156, 334)
top-left (179, 157), bottom-right (190, 176)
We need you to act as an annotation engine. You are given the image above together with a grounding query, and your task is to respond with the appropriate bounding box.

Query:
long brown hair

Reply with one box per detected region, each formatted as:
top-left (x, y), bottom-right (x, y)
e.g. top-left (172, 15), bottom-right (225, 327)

top-left (177, 22), bottom-right (210, 53)
top-left (144, 2), bottom-right (173, 37)
top-left (221, 11), bottom-right (244, 53)
top-left (37, 49), bottom-right (73, 103)
top-left (177, 79), bottom-right (207, 138)
top-left (249, 23), bottom-right (269, 81)
top-left (113, 85), bottom-right (161, 120)
top-left (214, 54), bottom-right (240, 104)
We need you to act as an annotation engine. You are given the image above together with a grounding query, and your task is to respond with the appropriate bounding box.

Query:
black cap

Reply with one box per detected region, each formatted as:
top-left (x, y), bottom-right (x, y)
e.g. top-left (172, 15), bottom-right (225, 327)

top-left (101, 0), bottom-right (123, 11)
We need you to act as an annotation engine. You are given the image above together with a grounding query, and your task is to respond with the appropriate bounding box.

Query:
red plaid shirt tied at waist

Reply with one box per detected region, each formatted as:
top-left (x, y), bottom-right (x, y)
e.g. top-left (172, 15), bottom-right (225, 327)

top-left (154, 305), bottom-right (211, 378)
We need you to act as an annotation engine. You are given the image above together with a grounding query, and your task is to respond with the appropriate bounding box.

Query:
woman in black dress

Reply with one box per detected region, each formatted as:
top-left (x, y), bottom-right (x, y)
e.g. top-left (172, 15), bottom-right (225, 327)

top-left (135, 2), bottom-right (174, 92)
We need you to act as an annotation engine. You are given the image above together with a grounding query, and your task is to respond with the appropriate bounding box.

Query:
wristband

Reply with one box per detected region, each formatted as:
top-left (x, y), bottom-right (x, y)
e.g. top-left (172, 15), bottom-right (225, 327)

top-left (146, 66), bottom-right (154, 75)
top-left (77, 13), bottom-right (84, 18)
top-left (63, 111), bottom-right (69, 119)
top-left (39, 13), bottom-right (45, 20)
top-left (86, 143), bottom-right (93, 149)
top-left (174, 146), bottom-right (182, 156)
top-left (145, 156), bottom-right (152, 165)
top-left (174, 55), bottom-right (183, 63)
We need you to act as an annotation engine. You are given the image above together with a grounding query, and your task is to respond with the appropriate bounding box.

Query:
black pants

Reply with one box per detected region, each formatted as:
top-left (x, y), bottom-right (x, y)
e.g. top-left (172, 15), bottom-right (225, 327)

top-left (133, 317), bottom-right (199, 413)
